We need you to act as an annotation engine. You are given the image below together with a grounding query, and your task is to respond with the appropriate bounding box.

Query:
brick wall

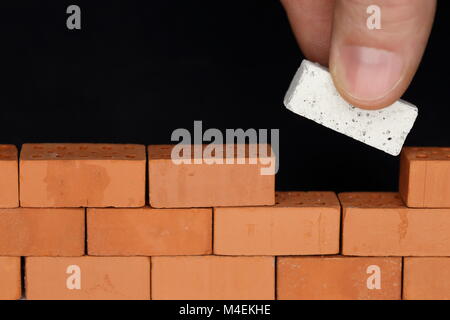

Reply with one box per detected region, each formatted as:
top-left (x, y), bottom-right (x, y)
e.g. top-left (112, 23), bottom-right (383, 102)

top-left (0, 144), bottom-right (449, 300)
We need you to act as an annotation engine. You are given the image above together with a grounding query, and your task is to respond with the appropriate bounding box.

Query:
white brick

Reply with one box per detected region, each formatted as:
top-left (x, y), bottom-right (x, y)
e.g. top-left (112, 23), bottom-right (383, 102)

top-left (284, 60), bottom-right (418, 156)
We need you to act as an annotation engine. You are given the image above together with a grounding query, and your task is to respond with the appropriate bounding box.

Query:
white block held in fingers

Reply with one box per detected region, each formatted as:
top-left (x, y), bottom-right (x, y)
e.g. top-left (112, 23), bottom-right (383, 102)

top-left (284, 60), bottom-right (418, 156)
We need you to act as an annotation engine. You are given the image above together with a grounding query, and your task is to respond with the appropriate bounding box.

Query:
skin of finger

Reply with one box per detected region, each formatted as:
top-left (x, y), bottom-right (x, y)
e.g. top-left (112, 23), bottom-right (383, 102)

top-left (280, 0), bottom-right (335, 66)
top-left (329, 0), bottom-right (436, 109)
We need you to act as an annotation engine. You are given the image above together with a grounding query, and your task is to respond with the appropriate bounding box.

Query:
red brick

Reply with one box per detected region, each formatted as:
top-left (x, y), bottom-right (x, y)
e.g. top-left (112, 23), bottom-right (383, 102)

top-left (277, 256), bottom-right (402, 300)
top-left (404, 257), bottom-right (450, 300)
top-left (20, 143), bottom-right (146, 207)
top-left (0, 208), bottom-right (84, 256)
top-left (0, 145), bottom-right (19, 208)
top-left (148, 144), bottom-right (275, 208)
top-left (26, 257), bottom-right (150, 300)
top-left (399, 147), bottom-right (450, 208)
top-left (0, 257), bottom-right (21, 300)
top-left (214, 192), bottom-right (340, 255)
top-left (341, 192), bottom-right (450, 256)
top-left (88, 207), bottom-right (212, 256)
top-left (152, 256), bottom-right (275, 300)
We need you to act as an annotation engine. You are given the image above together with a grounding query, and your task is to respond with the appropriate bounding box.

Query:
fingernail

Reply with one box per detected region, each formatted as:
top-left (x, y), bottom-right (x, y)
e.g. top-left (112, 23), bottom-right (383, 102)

top-left (335, 45), bottom-right (404, 101)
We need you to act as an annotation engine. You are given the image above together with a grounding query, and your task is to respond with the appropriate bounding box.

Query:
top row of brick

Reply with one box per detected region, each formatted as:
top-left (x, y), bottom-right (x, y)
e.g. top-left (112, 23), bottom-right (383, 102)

top-left (1, 144), bottom-right (450, 208)
top-left (1, 143), bottom-right (275, 208)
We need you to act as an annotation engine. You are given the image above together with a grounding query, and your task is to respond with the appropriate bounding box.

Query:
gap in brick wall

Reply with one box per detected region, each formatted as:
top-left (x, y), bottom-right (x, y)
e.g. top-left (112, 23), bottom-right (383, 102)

top-left (274, 256), bottom-right (278, 300)
top-left (20, 257), bottom-right (26, 300)
top-left (84, 209), bottom-right (88, 256)
top-left (400, 257), bottom-right (405, 300)
top-left (338, 197), bottom-right (344, 254)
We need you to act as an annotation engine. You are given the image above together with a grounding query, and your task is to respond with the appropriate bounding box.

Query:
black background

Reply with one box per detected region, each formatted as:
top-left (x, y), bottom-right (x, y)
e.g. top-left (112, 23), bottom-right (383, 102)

top-left (1, 0), bottom-right (449, 193)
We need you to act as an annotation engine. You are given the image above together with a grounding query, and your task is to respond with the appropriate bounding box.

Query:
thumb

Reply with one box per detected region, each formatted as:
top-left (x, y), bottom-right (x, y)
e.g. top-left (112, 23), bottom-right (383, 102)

top-left (329, 0), bottom-right (436, 109)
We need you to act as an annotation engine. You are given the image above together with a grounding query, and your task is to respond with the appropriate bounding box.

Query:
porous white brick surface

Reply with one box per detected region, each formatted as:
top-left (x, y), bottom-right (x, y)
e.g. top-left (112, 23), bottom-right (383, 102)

top-left (284, 60), bottom-right (418, 156)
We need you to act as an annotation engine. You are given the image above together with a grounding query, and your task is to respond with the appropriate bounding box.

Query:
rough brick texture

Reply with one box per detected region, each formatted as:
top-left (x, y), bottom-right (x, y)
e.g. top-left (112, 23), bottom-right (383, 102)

top-left (284, 60), bottom-right (418, 156)
top-left (148, 144), bottom-right (275, 208)
top-left (0, 145), bottom-right (19, 208)
top-left (152, 256), bottom-right (275, 300)
top-left (0, 142), bottom-right (448, 301)
top-left (399, 147), bottom-right (450, 208)
top-left (0, 257), bottom-right (21, 300)
top-left (341, 192), bottom-right (450, 256)
top-left (26, 257), bottom-right (150, 300)
top-left (0, 208), bottom-right (84, 256)
top-left (88, 207), bottom-right (212, 256)
top-left (277, 256), bottom-right (402, 300)
top-left (400, 147), bottom-right (450, 208)
top-left (20, 143), bottom-right (146, 207)
top-left (403, 257), bottom-right (450, 300)
top-left (214, 191), bottom-right (340, 255)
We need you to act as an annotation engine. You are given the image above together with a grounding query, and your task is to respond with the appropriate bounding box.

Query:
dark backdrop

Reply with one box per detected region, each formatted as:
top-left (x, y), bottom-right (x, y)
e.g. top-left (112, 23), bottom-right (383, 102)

top-left (1, 0), bottom-right (449, 192)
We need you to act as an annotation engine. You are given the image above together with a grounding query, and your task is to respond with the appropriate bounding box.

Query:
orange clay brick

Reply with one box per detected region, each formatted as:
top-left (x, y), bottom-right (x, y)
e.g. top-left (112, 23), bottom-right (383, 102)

top-left (0, 145), bottom-right (19, 208)
top-left (0, 257), bottom-right (21, 300)
top-left (403, 257), bottom-right (450, 300)
top-left (152, 256), bottom-right (275, 300)
top-left (0, 208), bottom-right (84, 256)
top-left (277, 256), bottom-right (402, 300)
top-left (399, 147), bottom-right (450, 208)
top-left (341, 192), bottom-right (450, 256)
top-left (148, 144), bottom-right (275, 208)
top-left (214, 191), bottom-right (340, 255)
top-left (26, 257), bottom-right (150, 300)
top-left (20, 143), bottom-right (146, 208)
top-left (87, 207), bottom-right (212, 256)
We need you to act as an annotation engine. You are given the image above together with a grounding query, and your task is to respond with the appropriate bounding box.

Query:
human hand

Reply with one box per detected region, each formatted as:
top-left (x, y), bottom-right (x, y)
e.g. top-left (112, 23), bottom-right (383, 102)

top-left (281, 0), bottom-right (436, 109)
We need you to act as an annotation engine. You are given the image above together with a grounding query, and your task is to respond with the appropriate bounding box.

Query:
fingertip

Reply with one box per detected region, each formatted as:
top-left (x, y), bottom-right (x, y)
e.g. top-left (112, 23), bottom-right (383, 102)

top-left (329, 0), bottom-right (436, 110)
top-left (330, 45), bottom-right (407, 110)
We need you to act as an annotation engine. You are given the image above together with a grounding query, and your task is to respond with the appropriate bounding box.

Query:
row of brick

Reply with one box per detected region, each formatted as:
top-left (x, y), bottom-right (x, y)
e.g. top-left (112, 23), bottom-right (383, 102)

top-left (1, 256), bottom-right (449, 300)
top-left (1, 144), bottom-right (450, 208)
top-left (2, 192), bottom-right (450, 257)
top-left (0, 143), bottom-right (275, 208)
